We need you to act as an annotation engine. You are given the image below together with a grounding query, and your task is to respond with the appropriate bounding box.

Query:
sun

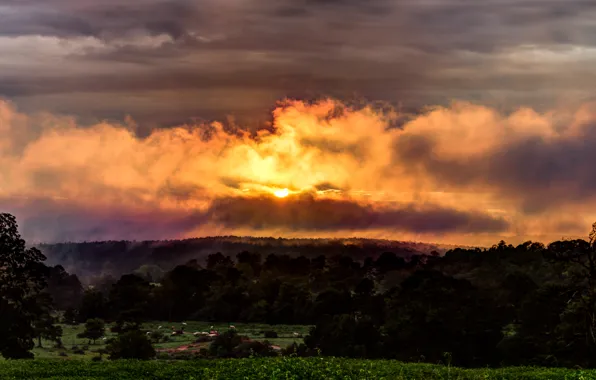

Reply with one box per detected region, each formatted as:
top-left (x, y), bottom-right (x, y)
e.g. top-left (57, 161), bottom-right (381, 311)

top-left (273, 188), bottom-right (290, 198)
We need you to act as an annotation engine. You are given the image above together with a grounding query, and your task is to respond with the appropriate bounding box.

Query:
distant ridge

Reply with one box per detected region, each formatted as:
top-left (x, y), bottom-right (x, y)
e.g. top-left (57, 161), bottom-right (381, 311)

top-left (36, 236), bottom-right (477, 281)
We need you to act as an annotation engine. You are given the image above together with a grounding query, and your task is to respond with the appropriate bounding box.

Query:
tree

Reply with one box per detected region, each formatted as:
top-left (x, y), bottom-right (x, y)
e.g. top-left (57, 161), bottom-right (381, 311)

top-left (236, 251), bottom-right (262, 277)
top-left (108, 274), bottom-right (152, 327)
top-left (209, 329), bottom-right (242, 358)
top-left (304, 314), bottom-right (382, 358)
top-left (45, 265), bottom-right (83, 310)
top-left (77, 318), bottom-right (105, 344)
top-left (499, 283), bottom-right (575, 366)
top-left (105, 330), bottom-right (155, 360)
top-left (32, 293), bottom-right (63, 348)
top-left (156, 265), bottom-right (216, 321)
top-left (206, 252), bottom-right (234, 271)
top-left (63, 307), bottom-right (77, 325)
top-left (384, 270), bottom-right (504, 366)
top-left (77, 289), bottom-right (107, 323)
top-left (0, 213), bottom-right (58, 359)
top-left (545, 223), bottom-right (596, 352)
top-left (133, 264), bottom-right (165, 283)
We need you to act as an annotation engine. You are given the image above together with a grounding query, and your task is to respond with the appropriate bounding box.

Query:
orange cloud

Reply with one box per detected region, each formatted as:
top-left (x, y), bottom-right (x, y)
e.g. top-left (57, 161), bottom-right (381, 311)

top-left (0, 98), bottom-right (594, 245)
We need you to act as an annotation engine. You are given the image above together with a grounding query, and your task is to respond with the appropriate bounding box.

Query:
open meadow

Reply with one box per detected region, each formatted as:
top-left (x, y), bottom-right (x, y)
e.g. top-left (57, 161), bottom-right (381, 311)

top-left (2, 321), bottom-right (594, 379)
top-left (23, 321), bottom-right (310, 360)
top-left (0, 358), bottom-right (594, 380)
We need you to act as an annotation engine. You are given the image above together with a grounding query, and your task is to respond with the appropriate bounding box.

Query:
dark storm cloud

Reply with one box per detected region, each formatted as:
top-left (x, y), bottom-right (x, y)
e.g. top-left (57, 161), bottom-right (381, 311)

top-left (393, 119), bottom-right (596, 214)
top-left (0, 192), bottom-right (508, 243)
top-left (0, 197), bottom-right (210, 243)
top-left (0, 0), bottom-right (199, 39)
top-left (207, 194), bottom-right (509, 233)
top-left (0, 0), bottom-right (595, 123)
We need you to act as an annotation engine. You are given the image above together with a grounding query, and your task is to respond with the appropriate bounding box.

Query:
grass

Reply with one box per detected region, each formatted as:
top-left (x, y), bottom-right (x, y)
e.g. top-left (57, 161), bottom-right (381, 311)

top-left (14, 321), bottom-right (596, 379)
top-left (0, 358), bottom-right (594, 379)
top-left (29, 321), bottom-right (310, 360)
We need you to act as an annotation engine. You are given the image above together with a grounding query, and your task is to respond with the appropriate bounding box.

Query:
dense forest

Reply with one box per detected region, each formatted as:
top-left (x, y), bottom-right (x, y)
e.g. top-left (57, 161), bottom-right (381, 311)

top-left (37, 237), bottom-right (449, 281)
top-left (5, 212), bottom-right (596, 368)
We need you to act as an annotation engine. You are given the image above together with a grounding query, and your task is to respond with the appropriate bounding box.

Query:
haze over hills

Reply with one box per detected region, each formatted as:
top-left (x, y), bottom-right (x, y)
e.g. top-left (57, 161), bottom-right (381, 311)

top-left (35, 236), bottom-right (468, 281)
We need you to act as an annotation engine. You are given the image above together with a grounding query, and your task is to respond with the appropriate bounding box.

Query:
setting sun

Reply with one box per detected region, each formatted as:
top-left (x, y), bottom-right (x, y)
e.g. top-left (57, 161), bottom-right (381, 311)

top-left (274, 188), bottom-right (290, 198)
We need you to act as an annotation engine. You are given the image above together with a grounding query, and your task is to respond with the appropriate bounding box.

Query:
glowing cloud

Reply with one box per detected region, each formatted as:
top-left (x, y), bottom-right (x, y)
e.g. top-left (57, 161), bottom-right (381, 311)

top-left (0, 97), bottom-right (594, 245)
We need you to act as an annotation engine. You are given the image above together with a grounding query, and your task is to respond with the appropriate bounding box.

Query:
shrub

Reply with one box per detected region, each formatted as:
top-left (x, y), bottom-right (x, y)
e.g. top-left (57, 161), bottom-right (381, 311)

top-left (77, 318), bottom-right (106, 344)
top-left (105, 330), bottom-right (156, 360)
top-left (282, 342), bottom-right (313, 357)
top-left (149, 331), bottom-right (165, 343)
top-left (195, 335), bottom-right (215, 343)
top-left (209, 330), bottom-right (243, 358)
top-left (233, 341), bottom-right (278, 358)
top-left (263, 330), bottom-right (278, 339)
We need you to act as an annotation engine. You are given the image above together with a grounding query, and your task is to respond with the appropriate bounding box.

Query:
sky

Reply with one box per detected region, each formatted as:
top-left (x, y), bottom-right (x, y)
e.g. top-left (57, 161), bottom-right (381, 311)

top-left (1, 0), bottom-right (596, 246)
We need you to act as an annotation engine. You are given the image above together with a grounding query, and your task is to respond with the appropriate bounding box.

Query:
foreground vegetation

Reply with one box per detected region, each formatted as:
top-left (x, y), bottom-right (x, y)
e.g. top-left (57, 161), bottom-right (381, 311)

top-left (0, 358), bottom-right (594, 380)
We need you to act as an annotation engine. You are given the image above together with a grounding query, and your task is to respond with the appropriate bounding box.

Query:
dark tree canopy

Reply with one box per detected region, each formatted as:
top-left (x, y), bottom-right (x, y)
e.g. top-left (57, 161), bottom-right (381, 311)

top-left (0, 213), bottom-right (57, 359)
top-left (106, 330), bottom-right (155, 360)
top-left (7, 211), bottom-right (596, 368)
top-left (77, 318), bottom-right (106, 344)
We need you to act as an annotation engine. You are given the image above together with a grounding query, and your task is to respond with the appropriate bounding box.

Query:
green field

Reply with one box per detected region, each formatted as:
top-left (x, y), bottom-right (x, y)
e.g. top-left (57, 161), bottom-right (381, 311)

top-left (6, 321), bottom-right (595, 379)
top-left (27, 321), bottom-right (310, 360)
top-left (0, 358), bottom-right (593, 379)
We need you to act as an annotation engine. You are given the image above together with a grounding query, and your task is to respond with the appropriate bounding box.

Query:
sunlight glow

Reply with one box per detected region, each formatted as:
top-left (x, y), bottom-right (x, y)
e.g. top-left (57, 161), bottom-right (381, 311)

top-left (273, 188), bottom-right (289, 198)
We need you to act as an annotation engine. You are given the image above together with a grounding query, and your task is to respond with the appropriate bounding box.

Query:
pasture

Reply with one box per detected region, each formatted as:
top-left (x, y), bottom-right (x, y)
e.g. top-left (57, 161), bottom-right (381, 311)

top-left (27, 321), bottom-right (310, 360)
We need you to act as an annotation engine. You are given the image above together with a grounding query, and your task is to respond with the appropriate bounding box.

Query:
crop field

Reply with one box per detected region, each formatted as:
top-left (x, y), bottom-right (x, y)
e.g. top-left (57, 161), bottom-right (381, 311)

top-left (24, 321), bottom-right (310, 360)
top-left (0, 358), bottom-right (594, 380)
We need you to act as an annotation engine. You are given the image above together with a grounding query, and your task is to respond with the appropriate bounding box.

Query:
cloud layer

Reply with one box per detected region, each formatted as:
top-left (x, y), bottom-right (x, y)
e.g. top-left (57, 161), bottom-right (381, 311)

top-left (0, 98), bottom-right (594, 245)
top-left (1, 0), bottom-right (596, 126)
top-left (1, 1), bottom-right (595, 244)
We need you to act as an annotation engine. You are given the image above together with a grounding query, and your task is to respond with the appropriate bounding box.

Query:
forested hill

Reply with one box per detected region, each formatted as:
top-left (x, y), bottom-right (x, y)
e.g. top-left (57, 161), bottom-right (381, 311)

top-left (36, 236), bottom-right (456, 280)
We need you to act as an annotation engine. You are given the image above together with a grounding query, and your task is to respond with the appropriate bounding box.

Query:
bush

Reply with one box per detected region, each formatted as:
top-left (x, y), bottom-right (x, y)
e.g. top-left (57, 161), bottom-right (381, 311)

top-left (209, 330), bottom-right (243, 358)
top-left (282, 342), bottom-right (313, 357)
top-left (168, 351), bottom-right (199, 361)
top-left (263, 330), bottom-right (278, 339)
top-left (77, 318), bottom-right (106, 344)
top-left (156, 352), bottom-right (172, 360)
top-left (233, 341), bottom-right (278, 358)
top-left (105, 330), bottom-right (156, 360)
top-left (195, 335), bottom-right (215, 343)
top-left (149, 331), bottom-right (165, 343)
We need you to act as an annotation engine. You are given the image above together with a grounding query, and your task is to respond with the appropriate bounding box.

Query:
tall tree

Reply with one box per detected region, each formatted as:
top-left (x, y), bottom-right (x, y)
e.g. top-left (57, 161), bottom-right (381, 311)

top-left (77, 318), bottom-right (106, 344)
top-left (77, 289), bottom-right (107, 323)
top-left (32, 293), bottom-right (62, 348)
top-left (544, 222), bottom-right (596, 361)
top-left (0, 213), bottom-right (58, 358)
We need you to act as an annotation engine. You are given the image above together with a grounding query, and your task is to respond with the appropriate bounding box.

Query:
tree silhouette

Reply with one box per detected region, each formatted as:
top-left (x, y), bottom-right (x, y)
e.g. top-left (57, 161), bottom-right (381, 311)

top-left (106, 330), bottom-right (155, 360)
top-left (77, 318), bottom-right (105, 344)
top-left (546, 222), bottom-right (596, 349)
top-left (0, 213), bottom-right (56, 358)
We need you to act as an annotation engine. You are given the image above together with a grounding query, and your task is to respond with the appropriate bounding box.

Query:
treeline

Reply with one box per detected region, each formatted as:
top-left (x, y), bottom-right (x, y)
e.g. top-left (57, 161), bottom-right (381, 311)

top-left (37, 237), bottom-right (441, 280)
top-left (5, 211), bottom-right (596, 367)
top-left (47, 226), bottom-right (596, 368)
